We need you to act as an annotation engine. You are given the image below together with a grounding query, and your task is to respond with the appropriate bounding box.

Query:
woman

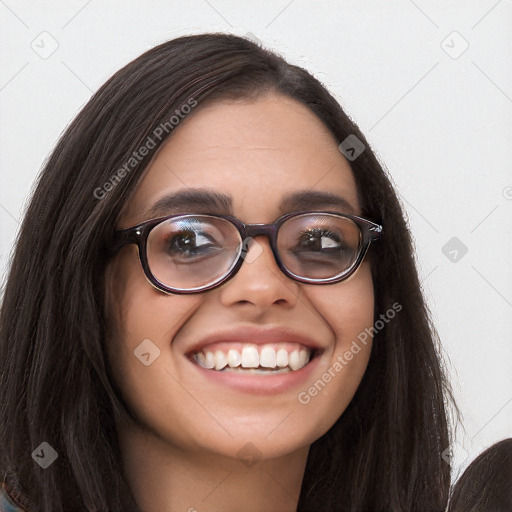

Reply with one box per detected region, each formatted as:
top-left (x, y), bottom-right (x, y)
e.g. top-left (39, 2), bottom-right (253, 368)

top-left (0, 33), bottom-right (458, 511)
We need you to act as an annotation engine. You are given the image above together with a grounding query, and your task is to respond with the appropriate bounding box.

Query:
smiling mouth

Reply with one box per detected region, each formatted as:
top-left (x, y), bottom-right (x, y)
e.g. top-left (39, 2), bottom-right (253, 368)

top-left (189, 343), bottom-right (319, 374)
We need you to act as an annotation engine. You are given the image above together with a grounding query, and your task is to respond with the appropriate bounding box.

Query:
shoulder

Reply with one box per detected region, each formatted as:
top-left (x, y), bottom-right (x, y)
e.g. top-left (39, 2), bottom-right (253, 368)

top-left (0, 483), bottom-right (27, 512)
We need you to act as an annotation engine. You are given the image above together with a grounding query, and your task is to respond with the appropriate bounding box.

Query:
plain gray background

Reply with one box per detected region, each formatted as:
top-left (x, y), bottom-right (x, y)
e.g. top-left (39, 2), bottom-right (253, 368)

top-left (1, 0), bottom-right (511, 484)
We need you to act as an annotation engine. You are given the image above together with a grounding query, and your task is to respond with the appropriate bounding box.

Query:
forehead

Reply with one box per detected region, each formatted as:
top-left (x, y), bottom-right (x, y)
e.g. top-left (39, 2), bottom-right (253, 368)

top-left (120, 93), bottom-right (360, 227)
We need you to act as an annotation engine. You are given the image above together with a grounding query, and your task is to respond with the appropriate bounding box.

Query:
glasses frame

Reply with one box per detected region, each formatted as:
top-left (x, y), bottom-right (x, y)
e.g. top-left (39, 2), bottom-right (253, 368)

top-left (110, 210), bottom-right (383, 295)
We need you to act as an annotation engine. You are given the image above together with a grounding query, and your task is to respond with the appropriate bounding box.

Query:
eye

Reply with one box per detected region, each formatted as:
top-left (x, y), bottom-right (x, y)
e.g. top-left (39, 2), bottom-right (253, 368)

top-left (165, 230), bottom-right (217, 257)
top-left (295, 228), bottom-right (345, 252)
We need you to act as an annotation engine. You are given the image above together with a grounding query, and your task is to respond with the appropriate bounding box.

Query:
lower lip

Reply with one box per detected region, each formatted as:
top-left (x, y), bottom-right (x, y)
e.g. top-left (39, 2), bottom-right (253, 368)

top-left (187, 354), bottom-right (321, 395)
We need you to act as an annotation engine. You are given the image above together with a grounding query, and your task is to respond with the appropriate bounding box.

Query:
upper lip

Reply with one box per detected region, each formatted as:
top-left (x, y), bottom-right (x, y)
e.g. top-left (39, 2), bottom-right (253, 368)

top-left (185, 325), bottom-right (326, 355)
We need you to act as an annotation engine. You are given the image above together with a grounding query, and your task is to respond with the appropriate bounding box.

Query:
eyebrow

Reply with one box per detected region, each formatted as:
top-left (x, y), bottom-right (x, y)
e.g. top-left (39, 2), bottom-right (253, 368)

top-left (281, 190), bottom-right (356, 215)
top-left (140, 188), bottom-right (357, 220)
top-left (142, 189), bottom-right (233, 219)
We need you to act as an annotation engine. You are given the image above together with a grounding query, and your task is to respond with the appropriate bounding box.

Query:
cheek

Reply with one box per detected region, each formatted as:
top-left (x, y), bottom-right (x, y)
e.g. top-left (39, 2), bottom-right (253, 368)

top-left (296, 262), bottom-right (374, 435)
top-left (104, 247), bottom-right (203, 402)
top-left (305, 261), bottom-right (375, 343)
top-left (106, 246), bottom-right (201, 333)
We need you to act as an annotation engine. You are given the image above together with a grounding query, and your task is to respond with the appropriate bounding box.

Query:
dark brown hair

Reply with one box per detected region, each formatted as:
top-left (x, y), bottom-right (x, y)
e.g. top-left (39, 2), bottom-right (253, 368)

top-left (447, 438), bottom-right (512, 512)
top-left (0, 33), bottom-right (459, 511)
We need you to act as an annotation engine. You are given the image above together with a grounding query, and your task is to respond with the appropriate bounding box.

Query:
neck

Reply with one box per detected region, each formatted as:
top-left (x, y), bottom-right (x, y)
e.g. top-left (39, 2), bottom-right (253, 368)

top-left (117, 419), bottom-right (309, 512)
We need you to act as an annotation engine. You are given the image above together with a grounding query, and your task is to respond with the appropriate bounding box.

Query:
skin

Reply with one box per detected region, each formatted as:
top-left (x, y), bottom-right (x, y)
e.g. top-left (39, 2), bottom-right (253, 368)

top-left (104, 93), bottom-right (375, 512)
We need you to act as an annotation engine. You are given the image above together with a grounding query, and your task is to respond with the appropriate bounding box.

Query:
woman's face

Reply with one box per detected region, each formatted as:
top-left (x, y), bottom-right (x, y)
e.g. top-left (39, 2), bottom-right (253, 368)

top-left (105, 93), bottom-right (375, 461)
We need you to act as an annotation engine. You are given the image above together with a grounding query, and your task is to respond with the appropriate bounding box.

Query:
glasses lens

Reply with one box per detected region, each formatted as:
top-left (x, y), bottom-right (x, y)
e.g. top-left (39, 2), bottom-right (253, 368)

top-left (278, 213), bottom-right (362, 280)
top-left (146, 215), bottom-right (242, 291)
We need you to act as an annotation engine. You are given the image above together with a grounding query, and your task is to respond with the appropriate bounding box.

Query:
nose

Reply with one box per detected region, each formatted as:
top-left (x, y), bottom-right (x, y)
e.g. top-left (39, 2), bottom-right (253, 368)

top-left (216, 236), bottom-right (300, 310)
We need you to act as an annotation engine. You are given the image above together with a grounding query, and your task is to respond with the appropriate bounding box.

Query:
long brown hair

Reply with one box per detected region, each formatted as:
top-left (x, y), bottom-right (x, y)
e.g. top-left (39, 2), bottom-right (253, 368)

top-left (0, 33), bottom-right (459, 511)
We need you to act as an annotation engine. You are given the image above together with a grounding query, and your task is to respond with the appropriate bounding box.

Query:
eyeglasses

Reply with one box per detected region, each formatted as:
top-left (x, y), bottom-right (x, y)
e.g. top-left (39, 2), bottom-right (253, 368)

top-left (110, 211), bottom-right (383, 295)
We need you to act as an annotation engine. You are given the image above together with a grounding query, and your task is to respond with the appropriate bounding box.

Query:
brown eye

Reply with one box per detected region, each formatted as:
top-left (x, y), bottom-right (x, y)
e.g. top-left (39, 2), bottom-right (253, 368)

top-left (165, 230), bottom-right (215, 257)
top-left (295, 228), bottom-right (344, 252)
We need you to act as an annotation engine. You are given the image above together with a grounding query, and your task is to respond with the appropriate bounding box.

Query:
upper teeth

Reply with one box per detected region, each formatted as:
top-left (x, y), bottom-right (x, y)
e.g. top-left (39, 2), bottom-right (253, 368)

top-left (194, 344), bottom-right (311, 371)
